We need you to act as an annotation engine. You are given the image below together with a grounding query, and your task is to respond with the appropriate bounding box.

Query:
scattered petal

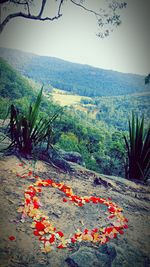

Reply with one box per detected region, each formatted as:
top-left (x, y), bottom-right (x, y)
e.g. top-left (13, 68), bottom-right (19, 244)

top-left (9, 236), bottom-right (16, 241)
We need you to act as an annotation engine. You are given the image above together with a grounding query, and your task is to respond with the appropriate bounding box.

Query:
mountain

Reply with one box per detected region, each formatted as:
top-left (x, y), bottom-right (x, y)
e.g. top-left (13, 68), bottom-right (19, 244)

top-left (0, 47), bottom-right (149, 97)
top-left (0, 57), bottom-right (35, 99)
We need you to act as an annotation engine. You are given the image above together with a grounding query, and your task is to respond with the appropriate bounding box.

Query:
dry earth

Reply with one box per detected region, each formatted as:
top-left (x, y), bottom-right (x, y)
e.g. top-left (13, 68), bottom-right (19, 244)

top-left (0, 156), bottom-right (150, 267)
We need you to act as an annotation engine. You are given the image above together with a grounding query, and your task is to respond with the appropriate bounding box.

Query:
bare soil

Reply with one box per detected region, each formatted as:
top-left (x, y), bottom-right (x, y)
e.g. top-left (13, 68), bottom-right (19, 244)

top-left (0, 156), bottom-right (150, 267)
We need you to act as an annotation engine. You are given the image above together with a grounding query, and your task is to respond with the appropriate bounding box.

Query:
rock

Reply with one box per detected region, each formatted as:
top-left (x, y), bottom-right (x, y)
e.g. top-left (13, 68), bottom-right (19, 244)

top-left (111, 243), bottom-right (150, 267)
top-left (58, 149), bottom-right (85, 166)
top-left (94, 177), bottom-right (111, 187)
top-left (48, 208), bottom-right (62, 218)
top-left (0, 119), bottom-right (9, 132)
top-left (98, 244), bottom-right (117, 262)
top-left (33, 145), bottom-right (73, 172)
top-left (0, 132), bottom-right (11, 152)
top-left (66, 247), bottom-right (102, 267)
top-left (66, 245), bottom-right (117, 267)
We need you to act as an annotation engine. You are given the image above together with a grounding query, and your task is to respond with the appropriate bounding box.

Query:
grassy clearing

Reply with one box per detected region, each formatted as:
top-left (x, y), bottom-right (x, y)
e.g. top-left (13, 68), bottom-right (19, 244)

top-left (51, 89), bottom-right (91, 107)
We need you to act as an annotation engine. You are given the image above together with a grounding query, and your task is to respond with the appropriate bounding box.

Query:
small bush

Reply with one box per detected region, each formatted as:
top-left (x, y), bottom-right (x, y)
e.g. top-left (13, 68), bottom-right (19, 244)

top-left (124, 112), bottom-right (150, 181)
top-left (8, 87), bottom-right (60, 155)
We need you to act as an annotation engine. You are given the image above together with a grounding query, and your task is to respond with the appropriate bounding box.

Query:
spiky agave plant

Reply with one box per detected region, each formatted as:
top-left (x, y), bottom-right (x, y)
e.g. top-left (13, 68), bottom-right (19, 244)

top-left (8, 87), bottom-right (61, 155)
top-left (124, 112), bottom-right (150, 181)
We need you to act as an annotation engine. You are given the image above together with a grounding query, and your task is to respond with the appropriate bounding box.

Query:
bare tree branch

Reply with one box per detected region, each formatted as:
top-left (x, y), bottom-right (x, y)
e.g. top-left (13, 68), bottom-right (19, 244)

top-left (0, 0), bottom-right (64, 33)
top-left (38, 0), bottom-right (47, 18)
top-left (58, 0), bottom-right (64, 15)
top-left (70, 0), bottom-right (103, 18)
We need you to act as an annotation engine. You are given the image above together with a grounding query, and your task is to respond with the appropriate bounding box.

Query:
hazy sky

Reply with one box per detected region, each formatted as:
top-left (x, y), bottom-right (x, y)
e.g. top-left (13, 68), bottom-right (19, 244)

top-left (0, 0), bottom-right (150, 75)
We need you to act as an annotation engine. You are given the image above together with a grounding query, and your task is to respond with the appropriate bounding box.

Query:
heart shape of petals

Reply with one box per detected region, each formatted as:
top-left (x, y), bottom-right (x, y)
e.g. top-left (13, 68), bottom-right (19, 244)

top-left (18, 177), bottom-right (128, 253)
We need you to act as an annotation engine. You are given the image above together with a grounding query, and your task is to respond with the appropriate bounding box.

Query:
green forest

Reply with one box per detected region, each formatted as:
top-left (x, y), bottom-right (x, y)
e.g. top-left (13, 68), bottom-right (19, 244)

top-left (0, 57), bottom-right (149, 180)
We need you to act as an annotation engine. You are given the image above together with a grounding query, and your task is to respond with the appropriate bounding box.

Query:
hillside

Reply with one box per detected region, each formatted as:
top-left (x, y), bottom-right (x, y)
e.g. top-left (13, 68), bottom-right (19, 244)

top-left (0, 57), bottom-right (35, 100)
top-left (0, 47), bottom-right (149, 97)
top-left (0, 155), bottom-right (150, 267)
top-left (49, 89), bottom-right (150, 131)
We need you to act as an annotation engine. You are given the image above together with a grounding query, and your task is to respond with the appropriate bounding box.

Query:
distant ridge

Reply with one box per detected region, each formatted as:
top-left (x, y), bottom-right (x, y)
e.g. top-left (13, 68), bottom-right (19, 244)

top-left (0, 47), bottom-right (149, 97)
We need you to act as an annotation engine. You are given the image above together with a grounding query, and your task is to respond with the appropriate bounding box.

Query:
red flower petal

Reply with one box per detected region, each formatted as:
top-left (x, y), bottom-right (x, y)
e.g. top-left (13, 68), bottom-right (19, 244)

top-left (63, 198), bottom-right (67, 202)
top-left (37, 188), bottom-right (42, 193)
top-left (49, 234), bottom-right (55, 243)
top-left (74, 233), bottom-right (81, 239)
top-left (57, 244), bottom-right (65, 249)
top-left (108, 215), bottom-right (115, 219)
top-left (9, 236), bottom-right (16, 241)
top-left (105, 227), bottom-right (113, 234)
top-left (33, 230), bottom-right (40, 236)
top-left (33, 201), bottom-right (40, 209)
top-left (44, 179), bottom-right (53, 185)
top-left (25, 191), bottom-right (35, 198)
top-left (118, 229), bottom-right (124, 234)
top-left (71, 237), bottom-right (76, 243)
top-left (25, 199), bottom-right (31, 205)
top-left (84, 199), bottom-right (90, 203)
top-left (84, 229), bottom-right (89, 234)
top-left (123, 224), bottom-right (129, 229)
top-left (108, 206), bottom-right (116, 213)
top-left (35, 222), bottom-right (45, 231)
top-left (90, 196), bottom-right (99, 203)
top-left (92, 228), bottom-right (98, 233)
top-left (56, 231), bottom-right (64, 237)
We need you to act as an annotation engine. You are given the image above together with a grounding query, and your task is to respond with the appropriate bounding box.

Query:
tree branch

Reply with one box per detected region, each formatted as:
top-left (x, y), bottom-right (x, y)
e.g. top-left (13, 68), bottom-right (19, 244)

top-left (70, 0), bottom-right (103, 18)
top-left (0, 10), bottom-right (62, 33)
top-left (38, 0), bottom-right (47, 18)
top-left (0, 0), bottom-right (64, 33)
top-left (58, 0), bottom-right (64, 15)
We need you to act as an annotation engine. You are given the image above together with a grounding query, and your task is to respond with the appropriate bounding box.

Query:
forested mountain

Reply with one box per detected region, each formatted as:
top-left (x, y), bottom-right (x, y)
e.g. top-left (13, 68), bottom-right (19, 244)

top-left (0, 47), bottom-right (149, 97)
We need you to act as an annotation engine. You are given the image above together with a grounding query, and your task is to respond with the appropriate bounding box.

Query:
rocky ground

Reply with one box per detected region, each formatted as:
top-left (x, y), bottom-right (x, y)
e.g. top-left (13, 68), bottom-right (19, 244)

top-left (0, 155), bottom-right (150, 267)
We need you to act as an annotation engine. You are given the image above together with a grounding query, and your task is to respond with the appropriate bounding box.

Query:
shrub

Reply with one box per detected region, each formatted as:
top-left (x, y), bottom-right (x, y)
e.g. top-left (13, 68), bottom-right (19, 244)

top-left (124, 112), bottom-right (150, 181)
top-left (8, 87), bottom-right (60, 155)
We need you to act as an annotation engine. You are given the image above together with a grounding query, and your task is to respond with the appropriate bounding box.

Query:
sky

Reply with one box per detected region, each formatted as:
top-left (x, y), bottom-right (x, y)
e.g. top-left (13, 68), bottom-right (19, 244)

top-left (0, 0), bottom-right (150, 75)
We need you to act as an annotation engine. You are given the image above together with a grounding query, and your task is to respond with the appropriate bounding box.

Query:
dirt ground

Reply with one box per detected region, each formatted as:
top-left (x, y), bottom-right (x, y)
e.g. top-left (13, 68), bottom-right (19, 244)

top-left (0, 156), bottom-right (150, 267)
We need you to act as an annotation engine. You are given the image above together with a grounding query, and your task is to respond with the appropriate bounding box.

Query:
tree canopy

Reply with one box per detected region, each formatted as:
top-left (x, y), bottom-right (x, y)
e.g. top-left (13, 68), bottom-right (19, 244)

top-left (0, 0), bottom-right (127, 36)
